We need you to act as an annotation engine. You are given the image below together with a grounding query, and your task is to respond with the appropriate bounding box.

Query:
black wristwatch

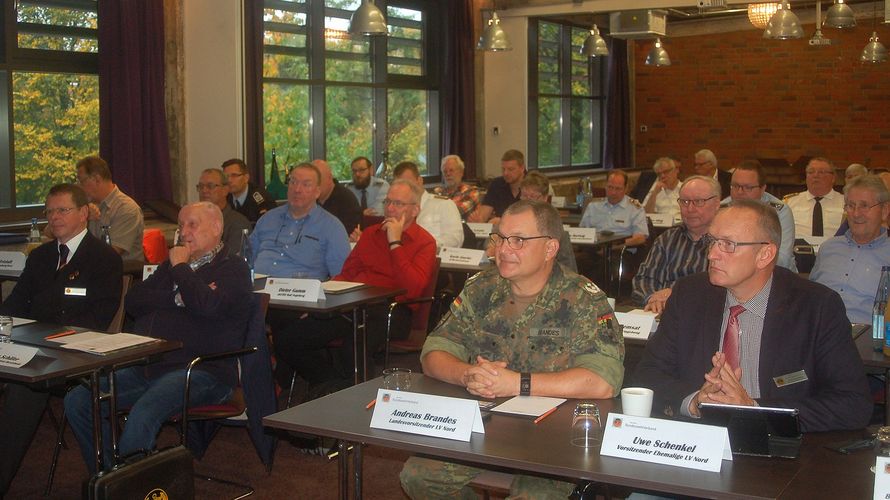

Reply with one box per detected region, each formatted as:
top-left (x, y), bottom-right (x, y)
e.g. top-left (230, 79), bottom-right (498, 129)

top-left (520, 372), bottom-right (531, 396)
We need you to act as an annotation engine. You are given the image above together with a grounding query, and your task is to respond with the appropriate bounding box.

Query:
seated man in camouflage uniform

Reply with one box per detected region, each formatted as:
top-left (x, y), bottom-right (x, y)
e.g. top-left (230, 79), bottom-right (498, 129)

top-left (399, 200), bottom-right (624, 499)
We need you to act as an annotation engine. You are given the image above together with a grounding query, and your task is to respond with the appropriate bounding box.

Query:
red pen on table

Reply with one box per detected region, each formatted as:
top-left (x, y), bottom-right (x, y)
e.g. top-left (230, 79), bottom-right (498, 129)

top-left (45, 329), bottom-right (77, 340)
top-left (365, 399), bottom-right (376, 410)
top-left (533, 406), bottom-right (558, 424)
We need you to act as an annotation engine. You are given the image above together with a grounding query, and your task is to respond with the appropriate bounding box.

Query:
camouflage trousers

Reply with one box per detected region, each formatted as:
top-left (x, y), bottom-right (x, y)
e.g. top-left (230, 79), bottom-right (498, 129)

top-left (399, 456), bottom-right (575, 500)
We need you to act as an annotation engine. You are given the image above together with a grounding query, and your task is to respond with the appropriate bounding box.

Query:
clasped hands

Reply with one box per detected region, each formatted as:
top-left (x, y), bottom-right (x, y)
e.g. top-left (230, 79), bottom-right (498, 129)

top-left (461, 355), bottom-right (518, 399)
top-left (689, 351), bottom-right (756, 417)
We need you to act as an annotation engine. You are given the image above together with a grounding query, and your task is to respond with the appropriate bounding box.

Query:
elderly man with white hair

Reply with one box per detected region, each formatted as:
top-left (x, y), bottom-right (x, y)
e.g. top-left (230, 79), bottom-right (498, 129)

top-left (433, 154), bottom-right (481, 219)
top-left (642, 157), bottom-right (681, 219)
top-left (65, 201), bottom-right (254, 473)
top-left (693, 149), bottom-right (732, 198)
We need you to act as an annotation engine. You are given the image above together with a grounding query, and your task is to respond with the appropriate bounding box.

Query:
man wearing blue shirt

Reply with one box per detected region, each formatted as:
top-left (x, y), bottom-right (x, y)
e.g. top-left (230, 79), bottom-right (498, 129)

top-left (250, 163), bottom-right (350, 279)
top-left (579, 170), bottom-right (648, 247)
top-left (811, 174), bottom-right (890, 324)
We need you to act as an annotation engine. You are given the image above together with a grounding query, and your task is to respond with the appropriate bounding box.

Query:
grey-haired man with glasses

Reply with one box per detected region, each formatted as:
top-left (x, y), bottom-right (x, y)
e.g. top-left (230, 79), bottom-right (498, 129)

top-left (632, 199), bottom-right (871, 432)
top-left (401, 200), bottom-right (623, 499)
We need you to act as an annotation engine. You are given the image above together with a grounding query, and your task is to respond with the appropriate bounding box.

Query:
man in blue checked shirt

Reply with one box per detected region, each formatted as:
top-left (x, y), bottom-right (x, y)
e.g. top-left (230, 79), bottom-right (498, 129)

top-left (250, 162), bottom-right (350, 280)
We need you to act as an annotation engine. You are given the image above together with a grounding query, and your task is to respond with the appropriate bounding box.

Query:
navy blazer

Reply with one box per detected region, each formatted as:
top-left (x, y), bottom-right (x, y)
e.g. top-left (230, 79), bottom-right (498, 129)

top-left (0, 232), bottom-right (122, 331)
top-left (631, 266), bottom-right (872, 432)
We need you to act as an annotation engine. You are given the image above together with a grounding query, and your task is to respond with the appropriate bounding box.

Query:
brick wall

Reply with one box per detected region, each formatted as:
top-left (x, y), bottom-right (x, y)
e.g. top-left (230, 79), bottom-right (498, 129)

top-left (634, 23), bottom-right (890, 177)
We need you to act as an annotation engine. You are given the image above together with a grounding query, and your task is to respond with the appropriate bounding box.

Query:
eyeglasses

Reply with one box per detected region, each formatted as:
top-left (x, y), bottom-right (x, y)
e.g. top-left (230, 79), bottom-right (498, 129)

top-left (382, 199), bottom-right (416, 208)
top-left (489, 233), bottom-right (552, 250)
top-left (225, 172), bottom-right (245, 179)
top-left (196, 183), bottom-right (224, 190)
top-left (730, 183), bottom-right (761, 193)
top-left (693, 161), bottom-right (711, 167)
top-left (655, 167), bottom-right (675, 176)
top-left (806, 169), bottom-right (834, 176)
top-left (844, 201), bottom-right (885, 213)
top-left (708, 237), bottom-right (769, 253)
top-left (677, 196), bottom-right (717, 208)
top-left (43, 207), bottom-right (77, 217)
top-left (287, 178), bottom-right (317, 188)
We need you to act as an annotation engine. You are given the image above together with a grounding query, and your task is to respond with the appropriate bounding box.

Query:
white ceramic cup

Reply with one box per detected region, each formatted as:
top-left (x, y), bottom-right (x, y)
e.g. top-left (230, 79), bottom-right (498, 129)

top-left (620, 387), bottom-right (654, 417)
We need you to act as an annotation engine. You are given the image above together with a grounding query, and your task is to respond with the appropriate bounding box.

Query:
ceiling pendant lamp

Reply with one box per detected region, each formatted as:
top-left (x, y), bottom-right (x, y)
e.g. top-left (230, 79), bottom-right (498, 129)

top-left (763, 0), bottom-right (803, 39)
top-left (861, 2), bottom-right (887, 64)
top-left (823, 0), bottom-right (856, 29)
top-left (747, 3), bottom-right (780, 30)
top-left (645, 38), bottom-right (671, 67)
top-left (349, 0), bottom-right (387, 36)
top-left (477, 11), bottom-right (512, 51)
top-left (581, 24), bottom-right (609, 57)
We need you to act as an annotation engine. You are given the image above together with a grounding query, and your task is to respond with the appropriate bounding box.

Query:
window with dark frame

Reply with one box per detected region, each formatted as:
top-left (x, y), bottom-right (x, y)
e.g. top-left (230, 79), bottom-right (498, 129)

top-left (0, 0), bottom-right (99, 219)
top-left (260, 0), bottom-right (440, 183)
top-left (528, 18), bottom-right (605, 171)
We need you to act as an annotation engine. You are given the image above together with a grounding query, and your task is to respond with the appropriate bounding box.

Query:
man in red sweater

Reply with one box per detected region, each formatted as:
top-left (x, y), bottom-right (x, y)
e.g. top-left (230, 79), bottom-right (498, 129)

top-left (271, 179), bottom-right (437, 397)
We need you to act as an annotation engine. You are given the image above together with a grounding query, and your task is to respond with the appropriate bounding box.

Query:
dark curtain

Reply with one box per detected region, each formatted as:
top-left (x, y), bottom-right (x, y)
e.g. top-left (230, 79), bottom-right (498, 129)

top-left (603, 38), bottom-right (631, 170)
top-left (98, 0), bottom-right (172, 203)
top-left (243, 0), bottom-right (266, 184)
top-left (440, 0), bottom-right (477, 178)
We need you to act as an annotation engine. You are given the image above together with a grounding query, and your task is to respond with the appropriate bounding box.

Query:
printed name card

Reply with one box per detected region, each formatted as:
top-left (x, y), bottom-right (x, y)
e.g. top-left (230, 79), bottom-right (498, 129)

top-left (0, 251), bottom-right (26, 272)
top-left (601, 413), bottom-right (731, 472)
top-left (615, 310), bottom-right (658, 340)
top-left (265, 278), bottom-right (326, 302)
top-left (370, 389), bottom-right (485, 442)
top-left (466, 223), bottom-right (493, 239)
top-left (647, 214), bottom-right (673, 228)
top-left (0, 343), bottom-right (39, 368)
top-left (874, 456), bottom-right (890, 499)
top-left (143, 265), bottom-right (158, 281)
top-left (551, 196), bottom-right (566, 208)
top-left (567, 227), bottom-right (597, 244)
top-left (439, 247), bottom-right (486, 266)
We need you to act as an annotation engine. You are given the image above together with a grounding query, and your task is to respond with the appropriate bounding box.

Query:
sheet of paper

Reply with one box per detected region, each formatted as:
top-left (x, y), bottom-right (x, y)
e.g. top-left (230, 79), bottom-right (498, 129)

top-left (322, 280), bottom-right (365, 293)
top-left (47, 331), bottom-right (109, 344)
top-left (491, 396), bottom-right (566, 417)
top-left (12, 317), bottom-right (35, 327)
top-left (62, 332), bottom-right (159, 355)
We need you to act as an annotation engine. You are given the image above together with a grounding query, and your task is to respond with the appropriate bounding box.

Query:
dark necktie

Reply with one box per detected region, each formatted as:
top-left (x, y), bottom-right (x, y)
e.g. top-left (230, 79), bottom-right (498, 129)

top-left (722, 305), bottom-right (746, 372)
top-left (360, 189), bottom-right (368, 210)
top-left (58, 244), bottom-right (69, 270)
top-left (812, 196), bottom-right (824, 237)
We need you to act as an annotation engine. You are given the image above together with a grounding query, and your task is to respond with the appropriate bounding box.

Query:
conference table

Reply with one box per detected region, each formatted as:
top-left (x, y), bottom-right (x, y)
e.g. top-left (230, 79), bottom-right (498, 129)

top-left (855, 330), bottom-right (890, 425)
top-left (264, 373), bottom-right (877, 500)
top-left (255, 278), bottom-right (405, 384)
top-left (3, 321), bottom-right (180, 472)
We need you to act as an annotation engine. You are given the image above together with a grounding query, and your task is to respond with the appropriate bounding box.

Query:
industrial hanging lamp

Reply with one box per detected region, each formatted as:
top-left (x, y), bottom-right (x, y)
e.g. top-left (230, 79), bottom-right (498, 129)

top-left (477, 9), bottom-right (512, 51)
top-left (763, 0), bottom-right (803, 39)
top-left (581, 24), bottom-right (609, 57)
top-left (645, 38), bottom-right (671, 66)
top-left (861, 1), bottom-right (887, 63)
top-left (823, 0), bottom-right (856, 29)
top-left (349, 0), bottom-right (387, 36)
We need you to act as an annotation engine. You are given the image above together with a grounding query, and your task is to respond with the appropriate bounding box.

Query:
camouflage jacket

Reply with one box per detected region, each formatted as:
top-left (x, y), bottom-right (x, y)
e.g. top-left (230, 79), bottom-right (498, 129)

top-left (422, 263), bottom-right (625, 392)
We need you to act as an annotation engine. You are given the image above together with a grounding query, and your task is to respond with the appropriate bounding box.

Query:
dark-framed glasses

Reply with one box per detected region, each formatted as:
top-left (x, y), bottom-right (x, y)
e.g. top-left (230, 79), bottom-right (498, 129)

top-left (195, 183), bottom-right (224, 190)
top-left (730, 183), bottom-right (761, 193)
top-left (382, 199), bottom-right (416, 208)
top-left (708, 237), bottom-right (769, 253)
top-left (677, 196), bottom-right (717, 208)
top-left (489, 233), bottom-right (552, 250)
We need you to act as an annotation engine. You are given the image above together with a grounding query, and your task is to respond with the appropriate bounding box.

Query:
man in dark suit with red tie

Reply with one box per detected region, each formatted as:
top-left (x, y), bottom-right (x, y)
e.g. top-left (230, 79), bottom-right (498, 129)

top-left (632, 199), bottom-right (871, 432)
top-left (0, 183), bottom-right (122, 495)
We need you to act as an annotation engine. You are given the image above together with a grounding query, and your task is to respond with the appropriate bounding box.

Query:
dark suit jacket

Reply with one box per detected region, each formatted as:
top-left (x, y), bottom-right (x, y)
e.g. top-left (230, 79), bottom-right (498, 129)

top-left (228, 183), bottom-right (278, 223)
top-left (322, 181), bottom-right (362, 233)
top-left (631, 267), bottom-right (872, 432)
top-left (0, 232), bottom-right (122, 331)
top-left (717, 169), bottom-right (732, 199)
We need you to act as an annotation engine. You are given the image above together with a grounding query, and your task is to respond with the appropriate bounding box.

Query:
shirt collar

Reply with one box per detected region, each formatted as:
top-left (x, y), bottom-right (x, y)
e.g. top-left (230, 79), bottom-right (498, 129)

top-left (844, 227), bottom-right (888, 246)
top-left (58, 227), bottom-right (89, 257)
top-left (725, 274), bottom-right (773, 319)
top-left (99, 186), bottom-right (120, 208)
top-left (189, 242), bottom-right (223, 270)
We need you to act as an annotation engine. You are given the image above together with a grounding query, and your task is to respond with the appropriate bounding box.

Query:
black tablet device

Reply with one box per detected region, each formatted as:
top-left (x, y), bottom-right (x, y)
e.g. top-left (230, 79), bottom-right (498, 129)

top-left (698, 402), bottom-right (801, 458)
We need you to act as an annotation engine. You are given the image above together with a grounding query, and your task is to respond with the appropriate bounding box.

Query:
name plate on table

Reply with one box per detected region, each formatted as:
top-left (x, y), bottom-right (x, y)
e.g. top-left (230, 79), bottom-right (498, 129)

top-left (567, 227), bottom-right (597, 244)
top-left (0, 343), bottom-right (39, 368)
top-left (601, 413), bottom-right (731, 472)
top-left (647, 214), bottom-right (673, 228)
top-left (874, 456), bottom-right (890, 499)
top-left (551, 196), bottom-right (566, 208)
top-left (370, 389), bottom-right (485, 442)
top-left (615, 310), bottom-right (658, 340)
top-left (143, 264), bottom-right (158, 280)
top-left (265, 278), bottom-right (326, 302)
top-left (466, 223), bottom-right (493, 239)
top-left (439, 247), bottom-right (486, 266)
top-left (0, 251), bottom-right (26, 272)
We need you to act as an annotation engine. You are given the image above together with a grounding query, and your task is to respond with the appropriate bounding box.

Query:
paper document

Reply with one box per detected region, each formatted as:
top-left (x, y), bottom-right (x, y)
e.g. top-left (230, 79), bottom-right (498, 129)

top-left (322, 280), bottom-right (365, 294)
top-left (47, 331), bottom-right (109, 344)
top-left (61, 332), bottom-right (160, 355)
top-left (491, 396), bottom-right (566, 417)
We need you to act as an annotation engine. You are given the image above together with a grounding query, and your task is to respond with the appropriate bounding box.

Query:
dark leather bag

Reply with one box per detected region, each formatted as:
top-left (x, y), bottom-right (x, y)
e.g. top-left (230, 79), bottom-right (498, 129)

top-left (84, 445), bottom-right (194, 500)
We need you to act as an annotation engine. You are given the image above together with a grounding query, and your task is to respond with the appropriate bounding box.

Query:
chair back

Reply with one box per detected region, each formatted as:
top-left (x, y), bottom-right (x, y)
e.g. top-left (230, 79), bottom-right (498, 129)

top-left (361, 215), bottom-right (384, 230)
top-left (235, 292), bottom-right (276, 466)
top-left (106, 274), bottom-right (132, 333)
top-left (410, 258), bottom-right (441, 333)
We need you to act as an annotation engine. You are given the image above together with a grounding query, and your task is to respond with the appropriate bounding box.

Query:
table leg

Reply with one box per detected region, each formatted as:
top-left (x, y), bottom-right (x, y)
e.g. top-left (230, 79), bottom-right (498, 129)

top-left (354, 442), bottom-right (363, 500)
top-left (361, 307), bottom-right (368, 382)
top-left (108, 369), bottom-right (119, 466)
top-left (89, 371), bottom-right (102, 473)
top-left (885, 368), bottom-right (889, 426)
top-left (338, 440), bottom-right (349, 500)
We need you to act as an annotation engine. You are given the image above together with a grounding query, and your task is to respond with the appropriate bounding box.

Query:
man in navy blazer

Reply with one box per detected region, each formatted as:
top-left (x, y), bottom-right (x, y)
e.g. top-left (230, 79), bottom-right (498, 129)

top-left (0, 183), bottom-right (122, 495)
top-left (632, 199), bottom-right (871, 432)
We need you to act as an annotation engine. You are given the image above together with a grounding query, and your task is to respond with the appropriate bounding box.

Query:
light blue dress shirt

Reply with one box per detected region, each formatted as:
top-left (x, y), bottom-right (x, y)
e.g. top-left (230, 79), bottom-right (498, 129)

top-left (579, 195), bottom-right (649, 237)
top-left (249, 203), bottom-right (350, 279)
top-left (810, 228), bottom-right (890, 324)
top-left (346, 177), bottom-right (390, 215)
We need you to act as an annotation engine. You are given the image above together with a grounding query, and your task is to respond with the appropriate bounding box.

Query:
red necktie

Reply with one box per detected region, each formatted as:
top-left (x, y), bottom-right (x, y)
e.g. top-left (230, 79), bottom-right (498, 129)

top-left (722, 305), bottom-right (746, 371)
